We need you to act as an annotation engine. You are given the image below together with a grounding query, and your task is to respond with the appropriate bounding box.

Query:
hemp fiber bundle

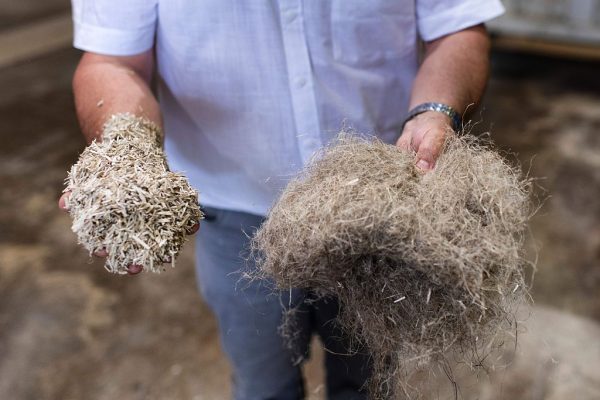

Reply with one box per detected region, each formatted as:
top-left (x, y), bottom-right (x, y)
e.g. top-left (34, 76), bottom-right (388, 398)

top-left (65, 114), bottom-right (201, 274)
top-left (252, 133), bottom-right (531, 398)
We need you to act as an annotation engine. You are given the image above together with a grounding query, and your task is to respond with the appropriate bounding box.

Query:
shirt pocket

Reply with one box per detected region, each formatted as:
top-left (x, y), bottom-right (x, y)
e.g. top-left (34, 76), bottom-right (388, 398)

top-left (330, 0), bottom-right (416, 68)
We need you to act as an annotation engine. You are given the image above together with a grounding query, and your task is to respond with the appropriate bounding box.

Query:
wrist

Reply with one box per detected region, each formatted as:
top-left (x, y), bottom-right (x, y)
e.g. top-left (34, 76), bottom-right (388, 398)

top-left (407, 110), bottom-right (452, 125)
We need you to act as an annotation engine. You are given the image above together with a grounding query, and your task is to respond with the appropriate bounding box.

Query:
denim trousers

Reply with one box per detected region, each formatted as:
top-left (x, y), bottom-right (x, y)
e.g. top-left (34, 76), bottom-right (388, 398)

top-left (195, 206), bottom-right (371, 400)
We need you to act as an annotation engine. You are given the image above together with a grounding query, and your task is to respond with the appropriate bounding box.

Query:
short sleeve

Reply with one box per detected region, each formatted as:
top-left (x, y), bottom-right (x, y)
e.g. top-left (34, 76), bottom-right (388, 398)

top-left (417, 0), bottom-right (505, 41)
top-left (71, 0), bottom-right (158, 56)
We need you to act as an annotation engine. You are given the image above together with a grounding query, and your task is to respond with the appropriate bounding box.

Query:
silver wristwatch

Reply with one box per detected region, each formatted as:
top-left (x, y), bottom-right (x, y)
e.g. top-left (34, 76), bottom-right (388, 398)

top-left (402, 102), bottom-right (462, 131)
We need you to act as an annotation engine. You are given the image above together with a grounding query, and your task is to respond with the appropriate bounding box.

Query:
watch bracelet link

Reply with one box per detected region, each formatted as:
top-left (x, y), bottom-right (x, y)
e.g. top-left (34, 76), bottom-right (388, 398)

top-left (402, 102), bottom-right (462, 132)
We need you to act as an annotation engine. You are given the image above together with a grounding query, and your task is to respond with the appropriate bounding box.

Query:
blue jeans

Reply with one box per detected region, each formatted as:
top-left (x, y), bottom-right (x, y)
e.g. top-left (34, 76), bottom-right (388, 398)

top-left (195, 207), bottom-right (371, 400)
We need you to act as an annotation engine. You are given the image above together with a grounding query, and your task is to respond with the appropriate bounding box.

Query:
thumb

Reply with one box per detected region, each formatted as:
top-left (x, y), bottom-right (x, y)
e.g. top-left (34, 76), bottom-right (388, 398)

top-left (415, 128), bottom-right (447, 171)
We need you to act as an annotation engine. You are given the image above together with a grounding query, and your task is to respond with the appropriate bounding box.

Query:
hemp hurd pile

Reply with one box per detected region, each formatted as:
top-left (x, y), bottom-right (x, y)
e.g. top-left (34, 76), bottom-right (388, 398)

top-left (65, 114), bottom-right (201, 274)
top-left (252, 133), bottom-right (532, 398)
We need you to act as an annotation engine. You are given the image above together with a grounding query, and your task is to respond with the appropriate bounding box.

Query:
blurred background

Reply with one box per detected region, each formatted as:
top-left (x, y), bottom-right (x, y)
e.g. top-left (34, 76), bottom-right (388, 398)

top-left (0, 1), bottom-right (599, 399)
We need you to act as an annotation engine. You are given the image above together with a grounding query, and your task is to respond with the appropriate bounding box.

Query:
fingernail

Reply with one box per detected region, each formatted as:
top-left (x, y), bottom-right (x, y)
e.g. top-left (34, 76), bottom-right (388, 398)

top-left (93, 248), bottom-right (108, 257)
top-left (127, 265), bottom-right (143, 275)
top-left (416, 159), bottom-right (431, 170)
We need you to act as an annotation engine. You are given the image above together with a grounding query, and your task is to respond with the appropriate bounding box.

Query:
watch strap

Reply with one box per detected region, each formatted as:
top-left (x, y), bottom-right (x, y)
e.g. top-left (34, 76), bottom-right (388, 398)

top-left (402, 102), bottom-right (462, 131)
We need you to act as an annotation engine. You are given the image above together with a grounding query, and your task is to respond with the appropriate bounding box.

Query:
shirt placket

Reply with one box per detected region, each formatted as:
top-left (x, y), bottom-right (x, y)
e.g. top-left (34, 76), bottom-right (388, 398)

top-left (279, 0), bottom-right (322, 163)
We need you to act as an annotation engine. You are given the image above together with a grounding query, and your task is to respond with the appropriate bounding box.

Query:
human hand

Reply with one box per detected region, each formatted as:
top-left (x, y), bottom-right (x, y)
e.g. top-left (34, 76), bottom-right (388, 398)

top-left (58, 191), bottom-right (200, 275)
top-left (396, 111), bottom-right (455, 171)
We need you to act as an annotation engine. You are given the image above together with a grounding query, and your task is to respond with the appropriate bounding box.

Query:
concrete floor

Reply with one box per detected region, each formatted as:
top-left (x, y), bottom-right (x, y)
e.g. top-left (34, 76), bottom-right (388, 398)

top-left (487, 53), bottom-right (600, 321)
top-left (0, 40), bottom-right (599, 400)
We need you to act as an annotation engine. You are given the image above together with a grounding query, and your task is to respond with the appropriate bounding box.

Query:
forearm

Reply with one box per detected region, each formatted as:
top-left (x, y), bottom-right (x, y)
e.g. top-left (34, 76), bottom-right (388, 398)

top-left (408, 24), bottom-right (491, 118)
top-left (73, 51), bottom-right (161, 144)
top-left (397, 25), bottom-right (492, 170)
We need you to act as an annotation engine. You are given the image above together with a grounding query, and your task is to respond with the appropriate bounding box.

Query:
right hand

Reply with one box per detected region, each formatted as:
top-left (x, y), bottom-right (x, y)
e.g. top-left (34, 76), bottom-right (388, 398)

top-left (396, 111), bottom-right (454, 171)
top-left (58, 191), bottom-right (200, 275)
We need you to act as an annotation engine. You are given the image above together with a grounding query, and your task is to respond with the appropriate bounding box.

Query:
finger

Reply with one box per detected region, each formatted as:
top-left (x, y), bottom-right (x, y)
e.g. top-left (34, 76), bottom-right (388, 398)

top-left (396, 133), bottom-right (412, 152)
top-left (410, 128), bottom-right (424, 153)
top-left (93, 248), bottom-right (108, 257)
top-left (58, 192), bottom-right (71, 212)
top-left (127, 264), bottom-right (143, 275)
top-left (186, 222), bottom-right (200, 235)
top-left (415, 128), bottom-right (447, 171)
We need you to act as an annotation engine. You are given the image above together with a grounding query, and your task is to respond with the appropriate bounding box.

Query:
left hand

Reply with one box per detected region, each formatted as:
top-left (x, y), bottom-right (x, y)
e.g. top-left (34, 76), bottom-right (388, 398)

top-left (396, 111), bottom-right (455, 171)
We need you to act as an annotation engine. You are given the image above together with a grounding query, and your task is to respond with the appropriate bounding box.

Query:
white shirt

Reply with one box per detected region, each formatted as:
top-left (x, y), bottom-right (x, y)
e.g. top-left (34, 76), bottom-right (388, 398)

top-left (72, 0), bottom-right (504, 216)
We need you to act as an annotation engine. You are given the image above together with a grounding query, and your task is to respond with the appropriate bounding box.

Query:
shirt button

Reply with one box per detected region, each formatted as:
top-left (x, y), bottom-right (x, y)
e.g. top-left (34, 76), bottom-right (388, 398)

top-left (295, 77), bottom-right (307, 88)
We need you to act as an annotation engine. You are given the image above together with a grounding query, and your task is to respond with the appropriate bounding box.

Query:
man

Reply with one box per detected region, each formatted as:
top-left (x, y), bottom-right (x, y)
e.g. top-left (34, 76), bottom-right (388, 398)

top-left (60, 1), bottom-right (504, 398)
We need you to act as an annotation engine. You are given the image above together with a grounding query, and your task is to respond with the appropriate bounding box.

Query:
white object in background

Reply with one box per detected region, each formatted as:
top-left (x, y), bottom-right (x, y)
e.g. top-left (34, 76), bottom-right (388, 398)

top-left (569, 0), bottom-right (597, 26)
top-left (488, 0), bottom-right (600, 45)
